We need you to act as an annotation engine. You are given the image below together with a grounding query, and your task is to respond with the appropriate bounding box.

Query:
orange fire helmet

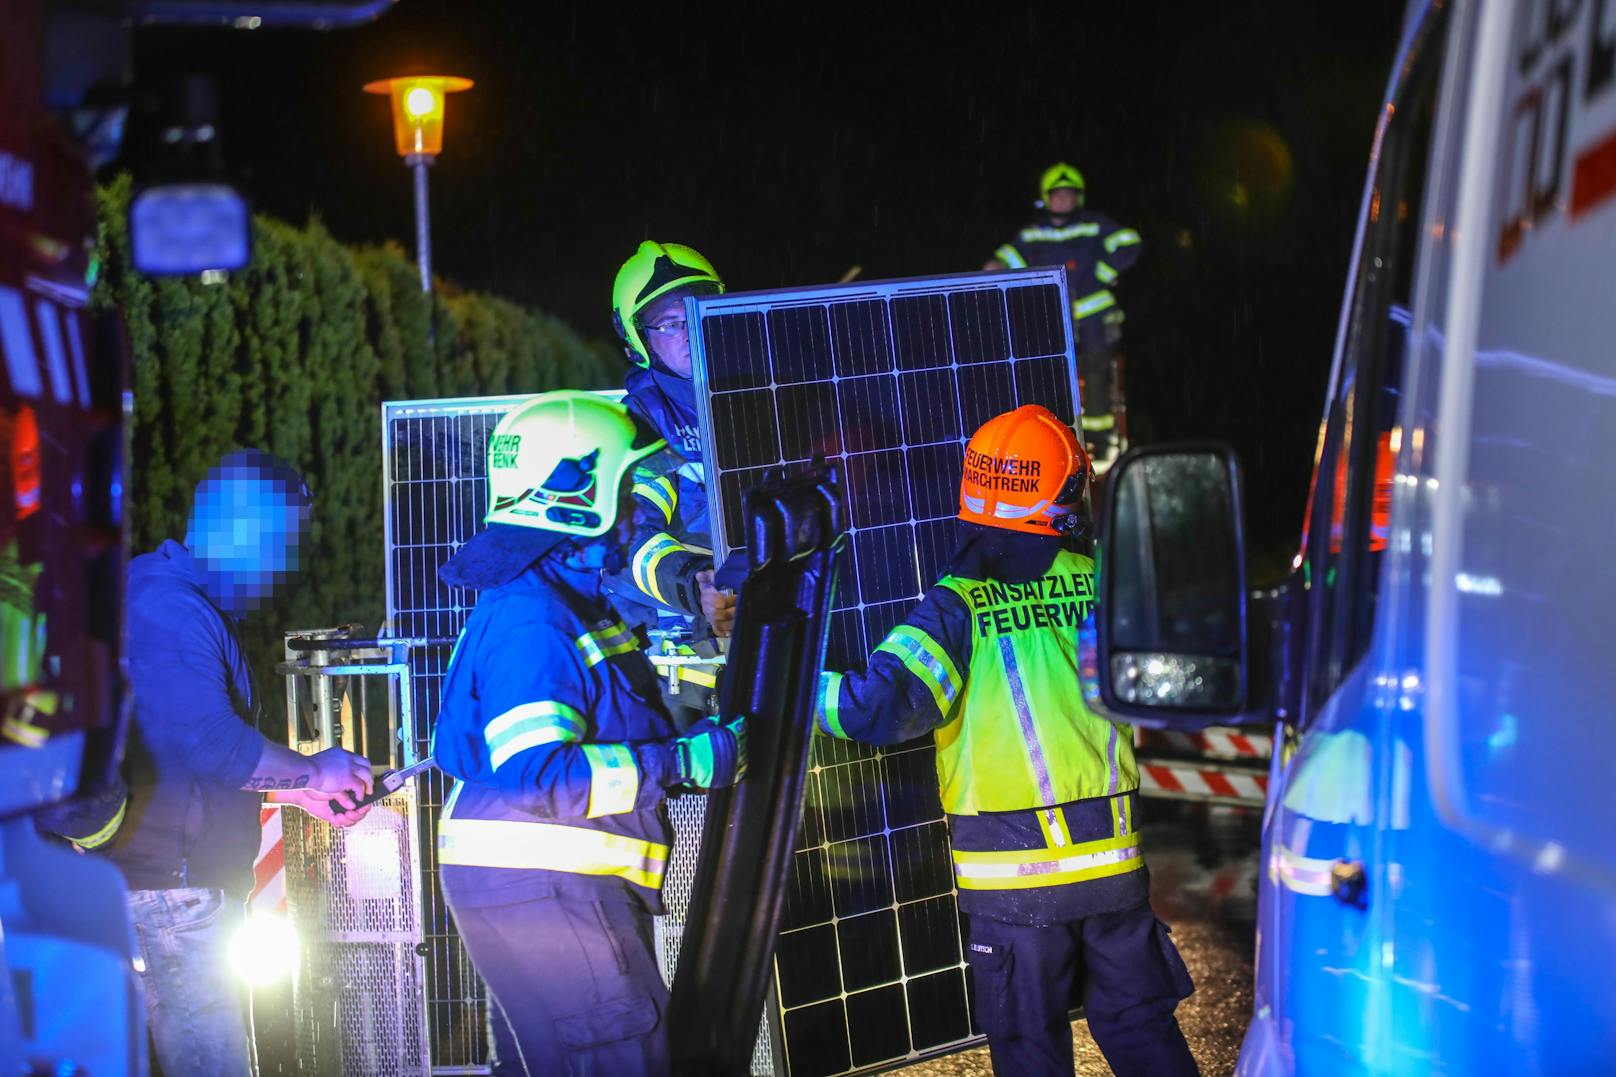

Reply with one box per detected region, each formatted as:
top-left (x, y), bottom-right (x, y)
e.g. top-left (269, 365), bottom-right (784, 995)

top-left (959, 404), bottom-right (1090, 535)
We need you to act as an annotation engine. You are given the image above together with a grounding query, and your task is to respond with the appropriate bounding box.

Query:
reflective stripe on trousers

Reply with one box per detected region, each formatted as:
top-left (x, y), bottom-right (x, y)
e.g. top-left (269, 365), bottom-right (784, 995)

top-left (1073, 289), bottom-right (1117, 320)
top-left (953, 830), bottom-right (1142, 890)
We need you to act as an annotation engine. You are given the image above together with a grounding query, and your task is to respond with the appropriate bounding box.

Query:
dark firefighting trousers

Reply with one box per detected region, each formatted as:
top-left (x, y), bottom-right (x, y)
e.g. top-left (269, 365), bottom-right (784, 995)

top-left (454, 896), bottom-right (669, 1077)
top-left (963, 901), bottom-right (1199, 1077)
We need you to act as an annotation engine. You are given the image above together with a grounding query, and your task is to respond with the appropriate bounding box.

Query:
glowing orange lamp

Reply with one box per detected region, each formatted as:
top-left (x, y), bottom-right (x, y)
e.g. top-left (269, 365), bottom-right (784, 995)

top-left (363, 74), bottom-right (473, 292)
top-left (363, 74), bottom-right (473, 159)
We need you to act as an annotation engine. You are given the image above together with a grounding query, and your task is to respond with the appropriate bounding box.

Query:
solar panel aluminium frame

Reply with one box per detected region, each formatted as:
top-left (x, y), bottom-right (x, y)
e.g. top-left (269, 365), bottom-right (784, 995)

top-left (382, 391), bottom-right (623, 645)
top-left (685, 267), bottom-right (1081, 1075)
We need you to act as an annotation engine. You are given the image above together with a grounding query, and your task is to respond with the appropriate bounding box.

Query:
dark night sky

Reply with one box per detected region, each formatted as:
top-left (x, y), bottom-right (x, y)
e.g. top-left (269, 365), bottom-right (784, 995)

top-left (133, 1), bottom-right (1409, 559)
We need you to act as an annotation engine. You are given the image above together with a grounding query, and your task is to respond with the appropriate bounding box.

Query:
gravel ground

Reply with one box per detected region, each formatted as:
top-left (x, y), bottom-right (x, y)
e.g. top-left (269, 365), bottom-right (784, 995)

top-left (898, 803), bottom-right (1260, 1077)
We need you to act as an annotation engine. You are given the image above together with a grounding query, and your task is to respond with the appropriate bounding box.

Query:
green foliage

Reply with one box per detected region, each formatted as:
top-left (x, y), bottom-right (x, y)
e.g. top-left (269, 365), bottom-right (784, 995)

top-left (94, 176), bottom-right (620, 721)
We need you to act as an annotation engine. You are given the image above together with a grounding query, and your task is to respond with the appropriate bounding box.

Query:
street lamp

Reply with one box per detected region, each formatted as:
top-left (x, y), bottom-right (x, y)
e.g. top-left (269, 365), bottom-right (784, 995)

top-left (363, 73), bottom-right (473, 293)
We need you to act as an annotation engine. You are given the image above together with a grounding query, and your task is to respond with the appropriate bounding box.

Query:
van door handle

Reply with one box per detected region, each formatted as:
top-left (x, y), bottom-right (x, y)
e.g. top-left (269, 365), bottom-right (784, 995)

top-left (1330, 859), bottom-right (1367, 907)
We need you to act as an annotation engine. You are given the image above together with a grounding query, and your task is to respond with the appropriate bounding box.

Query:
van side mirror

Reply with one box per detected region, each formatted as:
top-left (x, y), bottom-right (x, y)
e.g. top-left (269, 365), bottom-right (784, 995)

top-left (1098, 445), bottom-right (1247, 719)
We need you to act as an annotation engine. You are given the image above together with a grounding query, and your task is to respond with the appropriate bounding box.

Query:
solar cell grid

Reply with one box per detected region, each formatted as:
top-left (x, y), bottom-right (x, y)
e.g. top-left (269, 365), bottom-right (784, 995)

top-left (690, 268), bottom-right (1079, 1074)
top-left (383, 399), bottom-right (535, 1073)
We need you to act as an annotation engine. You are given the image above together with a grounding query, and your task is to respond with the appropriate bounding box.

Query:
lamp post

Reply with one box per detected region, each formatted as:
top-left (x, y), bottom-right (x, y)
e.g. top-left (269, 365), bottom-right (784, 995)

top-left (362, 74), bottom-right (473, 293)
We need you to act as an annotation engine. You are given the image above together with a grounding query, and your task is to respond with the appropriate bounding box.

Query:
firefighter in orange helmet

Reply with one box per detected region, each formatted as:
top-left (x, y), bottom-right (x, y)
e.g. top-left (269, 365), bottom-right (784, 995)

top-left (815, 405), bottom-right (1198, 1076)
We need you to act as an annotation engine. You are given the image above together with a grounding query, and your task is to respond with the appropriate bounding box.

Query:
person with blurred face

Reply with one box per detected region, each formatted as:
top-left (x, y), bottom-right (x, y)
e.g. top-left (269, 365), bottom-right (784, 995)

top-left (983, 164), bottom-right (1143, 467)
top-left (98, 449), bottom-right (373, 1077)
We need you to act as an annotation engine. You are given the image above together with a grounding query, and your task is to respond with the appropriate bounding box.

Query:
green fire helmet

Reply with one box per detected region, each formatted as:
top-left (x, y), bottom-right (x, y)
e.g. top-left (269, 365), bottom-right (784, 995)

top-left (484, 391), bottom-right (665, 537)
top-left (611, 240), bottom-right (725, 367)
top-left (1038, 162), bottom-right (1086, 204)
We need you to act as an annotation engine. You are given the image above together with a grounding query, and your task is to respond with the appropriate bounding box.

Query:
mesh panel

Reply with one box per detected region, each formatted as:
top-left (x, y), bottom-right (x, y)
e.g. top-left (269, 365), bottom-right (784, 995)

top-left (283, 791), bottom-right (428, 1075)
top-left (656, 793), bottom-right (778, 1076)
top-left (654, 791), bottom-right (710, 982)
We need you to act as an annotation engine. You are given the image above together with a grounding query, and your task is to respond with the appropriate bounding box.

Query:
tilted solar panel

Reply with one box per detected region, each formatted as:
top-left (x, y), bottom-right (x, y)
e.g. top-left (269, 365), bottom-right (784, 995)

top-left (689, 268), bottom-right (1080, 1074)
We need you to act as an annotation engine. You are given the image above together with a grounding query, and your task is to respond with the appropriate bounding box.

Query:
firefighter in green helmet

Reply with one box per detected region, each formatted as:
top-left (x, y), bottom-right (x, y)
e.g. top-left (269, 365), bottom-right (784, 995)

top-left (433, 390), bottom-right (746, 1075)
top-left (985, 164), bottom-right (1143, 468)
top-left (607, 240), bottom-right (734, 718)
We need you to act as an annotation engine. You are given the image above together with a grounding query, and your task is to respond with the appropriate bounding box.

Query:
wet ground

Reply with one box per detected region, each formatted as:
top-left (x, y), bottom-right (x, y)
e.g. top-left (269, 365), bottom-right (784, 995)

top-left (899, 802), bottom-right (1261, 1077)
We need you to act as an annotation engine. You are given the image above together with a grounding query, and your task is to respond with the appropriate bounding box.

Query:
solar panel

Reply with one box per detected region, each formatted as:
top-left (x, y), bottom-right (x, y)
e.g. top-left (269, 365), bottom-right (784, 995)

top-left (688, 268), bottom-right (1080, 1074)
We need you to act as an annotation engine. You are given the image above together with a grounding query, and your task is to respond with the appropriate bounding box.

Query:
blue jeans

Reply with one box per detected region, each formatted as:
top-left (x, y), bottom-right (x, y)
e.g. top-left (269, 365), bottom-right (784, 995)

top-left (127, 888), bottom-right (253, 1077)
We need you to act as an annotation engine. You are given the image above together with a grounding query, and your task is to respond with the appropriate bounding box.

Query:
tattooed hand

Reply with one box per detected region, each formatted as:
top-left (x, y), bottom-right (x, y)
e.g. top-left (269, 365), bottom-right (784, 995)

top-left (244, 776), bottom-right (310, 791)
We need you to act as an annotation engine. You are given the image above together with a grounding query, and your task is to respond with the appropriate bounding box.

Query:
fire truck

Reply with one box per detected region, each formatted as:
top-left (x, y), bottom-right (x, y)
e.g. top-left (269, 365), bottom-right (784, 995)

top-left (0, 4), bottom-right (393, 1074)
top-left (1, 3), bottom-right (136, 1072)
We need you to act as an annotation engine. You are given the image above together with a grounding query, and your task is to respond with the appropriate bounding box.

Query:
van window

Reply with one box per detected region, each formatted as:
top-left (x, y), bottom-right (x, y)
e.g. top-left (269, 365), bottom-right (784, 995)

top-left (1306, 12), bottom-right (1444, 713)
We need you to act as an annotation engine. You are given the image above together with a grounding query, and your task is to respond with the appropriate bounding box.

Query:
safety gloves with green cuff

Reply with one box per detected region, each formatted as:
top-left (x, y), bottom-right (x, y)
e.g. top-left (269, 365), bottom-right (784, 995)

top-left (672, 715), bottom-right (747, 789)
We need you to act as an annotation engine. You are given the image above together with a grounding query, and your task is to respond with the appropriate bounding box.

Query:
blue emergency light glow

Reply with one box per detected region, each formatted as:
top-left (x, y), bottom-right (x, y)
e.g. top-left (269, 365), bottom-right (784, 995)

top-left (128, 183), bottom-right (250, 277)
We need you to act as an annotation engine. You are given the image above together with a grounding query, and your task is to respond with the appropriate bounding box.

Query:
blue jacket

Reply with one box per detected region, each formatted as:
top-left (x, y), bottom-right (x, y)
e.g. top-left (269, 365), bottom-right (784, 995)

top-left (102, 541), bottom-right (266, 897)
top-left (433, 554), bottom-right (684, 913)
top-left (613, 367), bottom-right (713, 623)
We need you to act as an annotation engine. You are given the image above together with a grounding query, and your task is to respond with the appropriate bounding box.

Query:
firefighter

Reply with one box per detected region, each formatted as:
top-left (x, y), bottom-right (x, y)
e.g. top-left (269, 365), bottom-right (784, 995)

top-left (608, 239), bottom-right (735, 718)
top-left (984, 164), bottom-right (1142, 466)
top-left (432, 390), bottom-right (746, 1076)
top-left (610, 240), bottom-right (731, 626)
top-left (815, 405), bottom-right (1197, 1077)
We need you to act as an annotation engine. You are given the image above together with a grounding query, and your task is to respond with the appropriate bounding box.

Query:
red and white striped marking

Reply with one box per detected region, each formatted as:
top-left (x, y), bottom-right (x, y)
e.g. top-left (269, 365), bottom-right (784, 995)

top-left (1140, 762), bottom-right (1269, 806)
top-left (250, 805), bottom-right (287, 916)
top-left (1135, 727), bottom-right (1274, 760)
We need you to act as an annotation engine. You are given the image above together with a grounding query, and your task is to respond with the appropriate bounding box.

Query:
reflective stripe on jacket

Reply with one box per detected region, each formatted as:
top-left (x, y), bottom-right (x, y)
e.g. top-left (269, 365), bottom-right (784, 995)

top-left (433, 555), bottom-right (681, 912)
top-left (992, 210), bottom-right (1141, 325)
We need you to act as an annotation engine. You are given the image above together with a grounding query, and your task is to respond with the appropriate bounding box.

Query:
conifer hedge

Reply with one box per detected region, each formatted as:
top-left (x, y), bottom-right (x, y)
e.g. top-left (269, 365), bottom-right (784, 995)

top-left (93, 176), bottom-right (619, 708)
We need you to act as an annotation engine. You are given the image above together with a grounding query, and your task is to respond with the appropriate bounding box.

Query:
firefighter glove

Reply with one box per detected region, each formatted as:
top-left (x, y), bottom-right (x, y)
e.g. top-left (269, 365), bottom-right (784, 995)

top-left (673, 715), bottom-right (747, 789)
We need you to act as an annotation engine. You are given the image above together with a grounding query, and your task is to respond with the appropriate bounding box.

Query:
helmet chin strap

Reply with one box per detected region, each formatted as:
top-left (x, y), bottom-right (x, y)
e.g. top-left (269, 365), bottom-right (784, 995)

top-left (558, 534), bottom-right (630, 575)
